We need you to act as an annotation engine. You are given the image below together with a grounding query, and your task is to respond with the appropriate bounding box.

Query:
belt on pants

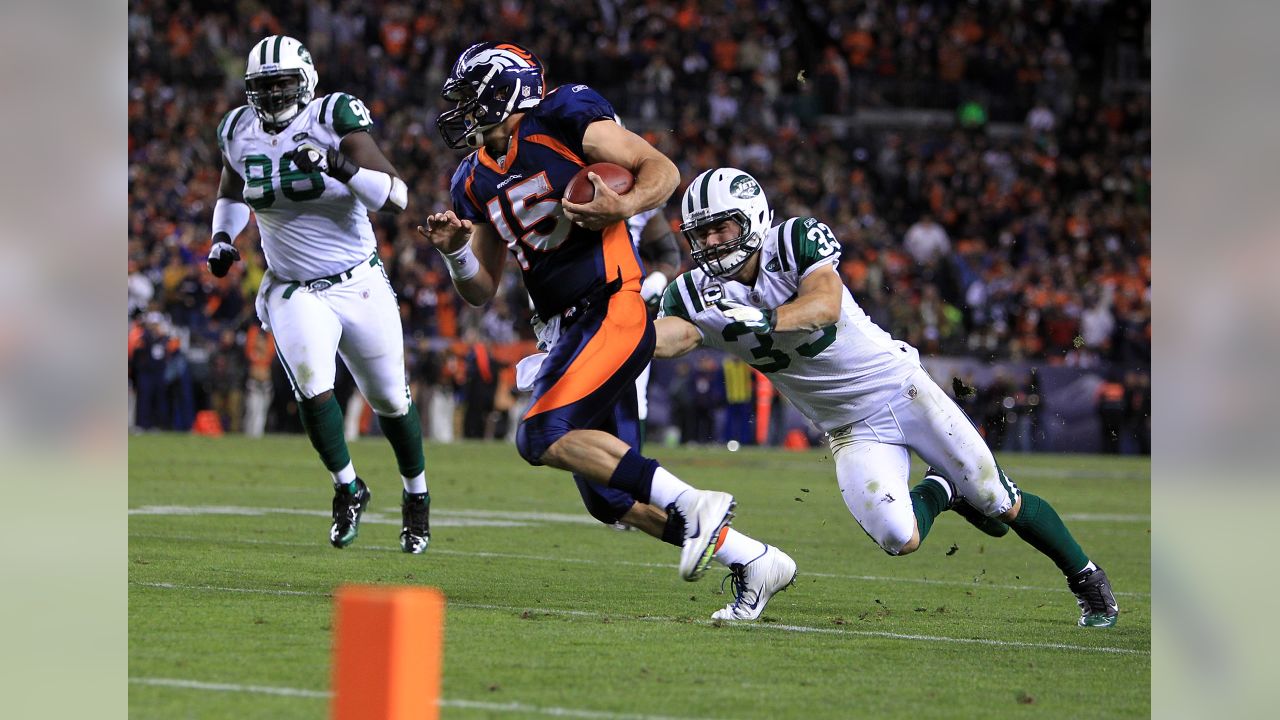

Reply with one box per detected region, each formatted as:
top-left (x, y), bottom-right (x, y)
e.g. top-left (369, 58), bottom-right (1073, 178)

top-left (282, 254), bottom-right (380, 299)
top-left (534, 274), bottom-right (624, 330)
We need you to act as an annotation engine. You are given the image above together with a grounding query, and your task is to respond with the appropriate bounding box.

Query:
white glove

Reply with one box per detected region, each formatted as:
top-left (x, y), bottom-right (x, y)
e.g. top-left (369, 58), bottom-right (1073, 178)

top-left (716, 299), bottom-right (775, 333)
top-left (640, 271), bottom-right (669, 305)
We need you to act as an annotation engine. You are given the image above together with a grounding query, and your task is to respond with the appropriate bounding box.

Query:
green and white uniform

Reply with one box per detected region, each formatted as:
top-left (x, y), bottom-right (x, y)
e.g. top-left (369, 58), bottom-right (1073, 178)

top-left (218, 95), bottom-right (410, 414)
top-left (661, 217), bottom-right (1018, 553)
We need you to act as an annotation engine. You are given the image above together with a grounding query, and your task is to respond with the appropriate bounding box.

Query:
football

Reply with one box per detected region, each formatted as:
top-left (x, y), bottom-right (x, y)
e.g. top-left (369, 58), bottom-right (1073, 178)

top-left (563, 162), bottom-right (634, 204)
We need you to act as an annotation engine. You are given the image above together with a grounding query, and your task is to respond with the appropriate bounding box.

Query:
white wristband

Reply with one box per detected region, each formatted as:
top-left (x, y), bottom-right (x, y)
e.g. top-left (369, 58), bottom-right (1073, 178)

top-left (443, 243), bottom-right (480, 281)
top-left (212, 197), bottom-right (250, 239)
top-left (346, 167), bottom-right (396, 211)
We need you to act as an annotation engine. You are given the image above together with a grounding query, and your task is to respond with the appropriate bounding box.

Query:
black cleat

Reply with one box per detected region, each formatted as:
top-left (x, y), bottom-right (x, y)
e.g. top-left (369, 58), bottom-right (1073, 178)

top-left (1068, 565), bottom-right (1119, 628)
top-left (400, 491), bottom-right (431, 554)
top-left (924, 469), bottom-right (1010, 538)
top-left (330, 478), bottom-right (371, 548)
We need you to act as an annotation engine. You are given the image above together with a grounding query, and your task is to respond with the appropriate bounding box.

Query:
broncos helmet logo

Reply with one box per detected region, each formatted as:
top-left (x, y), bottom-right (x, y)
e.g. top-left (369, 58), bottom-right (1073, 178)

top-left (437, 41), bottom-right (544, 150)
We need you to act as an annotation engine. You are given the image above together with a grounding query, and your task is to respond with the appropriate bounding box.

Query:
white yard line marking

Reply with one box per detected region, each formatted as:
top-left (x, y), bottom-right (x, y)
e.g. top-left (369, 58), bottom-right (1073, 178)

top-left (130, 581), bottom-right (1148, 656)
top-left (130, 504), bottom-right (1144, 524)
top-left (130, 530), bottom-right (1151, 598)
top-left (128, 677), bottom-right (717, 720)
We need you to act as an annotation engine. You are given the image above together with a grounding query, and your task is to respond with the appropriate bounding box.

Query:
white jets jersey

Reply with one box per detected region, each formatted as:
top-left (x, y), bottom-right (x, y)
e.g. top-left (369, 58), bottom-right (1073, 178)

top-left (217, 93), bottom-right (377, 281)
top-left (659, 216), bottom-right (922, 430)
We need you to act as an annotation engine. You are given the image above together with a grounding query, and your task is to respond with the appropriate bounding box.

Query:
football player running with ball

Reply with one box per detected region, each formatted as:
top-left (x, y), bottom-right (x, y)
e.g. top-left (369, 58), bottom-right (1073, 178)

top-left (419, 42), bottom-right (795, 619)
top-left (207, 35), bottom-right (431, 554)
top-left (654, 167), bottom-right (1119, 628)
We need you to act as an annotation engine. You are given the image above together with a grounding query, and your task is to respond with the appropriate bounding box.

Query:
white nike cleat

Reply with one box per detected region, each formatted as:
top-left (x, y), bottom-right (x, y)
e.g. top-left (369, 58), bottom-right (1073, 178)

top-left (670, 489), bottom-right (735, 581)
top-left (711, 545), bottom-right (798, 621)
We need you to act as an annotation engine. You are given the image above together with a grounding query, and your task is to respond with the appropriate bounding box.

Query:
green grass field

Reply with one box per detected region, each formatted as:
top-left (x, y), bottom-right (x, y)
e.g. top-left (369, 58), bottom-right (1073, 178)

top-left (129, 434), bottom-right (1150, 719)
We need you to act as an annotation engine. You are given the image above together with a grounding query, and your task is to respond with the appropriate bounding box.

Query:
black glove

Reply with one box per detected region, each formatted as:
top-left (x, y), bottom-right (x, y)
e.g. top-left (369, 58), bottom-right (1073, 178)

top-left (207, 238), bottom-right (240, 278)
top-left (293, 142), bottom-right (359, 182)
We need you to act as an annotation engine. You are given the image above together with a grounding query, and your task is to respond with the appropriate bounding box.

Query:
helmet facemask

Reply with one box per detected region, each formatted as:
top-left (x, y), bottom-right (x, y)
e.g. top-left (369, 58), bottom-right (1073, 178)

top-left (437, 42), bottom-right (544, 150)
top-left (243, 36), bottom-right (317, 130)
top-left (682, 209), bottom-right (763, 279)
top-left (680, 168), bottom-right (772, 279)
top-left (246, 71), bottom-right (308, 128)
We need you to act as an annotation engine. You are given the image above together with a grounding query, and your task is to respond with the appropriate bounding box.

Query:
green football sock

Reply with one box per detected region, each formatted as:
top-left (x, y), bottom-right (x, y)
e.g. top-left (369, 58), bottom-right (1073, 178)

top-left (1008, 492), bottom-right (1090, 576)
top-left (298, 395), bottom-right (351, 473)
top-left (379, 403), bottom-right (426, 479)
top-left (909, 478), bottom-right (950, 543)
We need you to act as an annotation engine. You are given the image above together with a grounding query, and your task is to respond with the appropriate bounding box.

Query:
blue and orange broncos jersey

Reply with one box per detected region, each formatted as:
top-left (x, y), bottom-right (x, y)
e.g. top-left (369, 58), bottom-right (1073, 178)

top-left (448, 85), bottom-right (644, 319)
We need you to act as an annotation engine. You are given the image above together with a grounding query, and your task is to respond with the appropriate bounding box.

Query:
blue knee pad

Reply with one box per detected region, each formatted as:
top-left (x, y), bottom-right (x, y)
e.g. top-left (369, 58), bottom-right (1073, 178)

top-left (575, 475), bottom-right (635, 525)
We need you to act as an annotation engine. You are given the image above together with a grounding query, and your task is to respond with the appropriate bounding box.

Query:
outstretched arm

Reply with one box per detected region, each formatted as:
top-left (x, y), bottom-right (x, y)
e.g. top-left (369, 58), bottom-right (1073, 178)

top-left (654, 316), bottom-right (703, 358)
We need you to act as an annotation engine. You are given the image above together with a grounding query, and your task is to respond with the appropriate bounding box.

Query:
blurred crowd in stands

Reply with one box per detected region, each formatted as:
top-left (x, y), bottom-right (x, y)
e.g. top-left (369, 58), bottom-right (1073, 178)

top-left (128, 0), bottom-right (1149, 453)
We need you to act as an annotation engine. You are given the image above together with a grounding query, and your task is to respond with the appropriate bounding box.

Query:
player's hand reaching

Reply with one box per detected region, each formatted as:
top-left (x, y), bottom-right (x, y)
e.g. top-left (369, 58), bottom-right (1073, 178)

top-left (207, 240), bottom-right (240, 278)
top-left (417, 211), bottom-right (474, 254)
top-left (561, 172), bottom-right (633, 231)
top-left (716, 300), bottom-right (775, 334)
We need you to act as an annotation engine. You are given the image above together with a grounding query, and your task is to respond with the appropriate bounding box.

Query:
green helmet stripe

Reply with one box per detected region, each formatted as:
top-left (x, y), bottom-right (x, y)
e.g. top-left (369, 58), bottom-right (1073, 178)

top-left (257, 37), bottom-right (269, 65)
top-left (698, 170), bottom-right (712, 211)
top-left (272, 35), bottom-right (283, 63)
top-left (685, 176), bottom-right (696, 215)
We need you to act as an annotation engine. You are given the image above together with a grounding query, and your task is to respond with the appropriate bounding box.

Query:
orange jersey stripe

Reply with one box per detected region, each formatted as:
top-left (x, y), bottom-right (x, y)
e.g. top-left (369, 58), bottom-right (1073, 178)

top-left (600, 221), bottom-right (642, 291)
top-left (524, 134), bottom-right (585, 167)
top-left (525, 291), bottom-right (648, 418)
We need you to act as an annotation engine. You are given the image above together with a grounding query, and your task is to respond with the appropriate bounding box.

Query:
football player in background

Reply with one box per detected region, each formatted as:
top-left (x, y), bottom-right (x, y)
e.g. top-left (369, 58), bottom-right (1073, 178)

top-left (207, 35), bottom-right (431, 554)
top-left (655, 167), bottom-right (1119, 628)
top-left (419, 42), bottom-right (795, 618)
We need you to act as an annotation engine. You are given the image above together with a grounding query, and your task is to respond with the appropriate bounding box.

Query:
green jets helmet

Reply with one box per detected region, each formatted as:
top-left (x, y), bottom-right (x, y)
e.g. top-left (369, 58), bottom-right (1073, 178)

top-left (680, 168), bottom-right (773, 278)
top-left (244, 35), bottom-right (318, 128)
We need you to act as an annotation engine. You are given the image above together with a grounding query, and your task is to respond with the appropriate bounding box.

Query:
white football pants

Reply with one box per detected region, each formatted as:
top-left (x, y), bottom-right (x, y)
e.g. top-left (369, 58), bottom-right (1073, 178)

top-left (255, 256), bottom-right (410, 416)
top-left (828, 367), bottom-right (1019, 555)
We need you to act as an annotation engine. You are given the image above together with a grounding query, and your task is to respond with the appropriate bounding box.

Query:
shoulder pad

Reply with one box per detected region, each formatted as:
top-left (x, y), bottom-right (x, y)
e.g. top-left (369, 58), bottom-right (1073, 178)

top-left (317, 92), bottom-right (375, 136)
top-left (216, 105), bottom-right (252, 152)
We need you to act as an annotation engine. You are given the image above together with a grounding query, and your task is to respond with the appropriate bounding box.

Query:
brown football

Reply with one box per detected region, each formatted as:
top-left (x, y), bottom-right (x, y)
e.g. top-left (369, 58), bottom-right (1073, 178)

top-left (563, 162), bottom-right (635, 204)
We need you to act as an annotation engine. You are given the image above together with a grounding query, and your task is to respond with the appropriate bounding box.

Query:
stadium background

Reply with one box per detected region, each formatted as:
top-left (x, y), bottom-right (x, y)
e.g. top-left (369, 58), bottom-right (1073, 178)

top-left (126, 0), bottom-right (1150, 454)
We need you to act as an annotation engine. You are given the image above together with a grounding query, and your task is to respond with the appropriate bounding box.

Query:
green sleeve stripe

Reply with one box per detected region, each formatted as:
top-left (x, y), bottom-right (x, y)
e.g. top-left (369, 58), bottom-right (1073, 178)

top-left (777, 219), bottom-right (794, 272)
top-left (682, 273), bottom-right (705, 313)
top-left (272, 35), bottom-right (283, 63)
top-left (660, 281), bottom-right (690, 321)
top-left (225, 107), bottom-right (249, 142)
top-left (789, 217), bottom-right (810, 270)
top-left (319, 94), bottom-right (335, 126)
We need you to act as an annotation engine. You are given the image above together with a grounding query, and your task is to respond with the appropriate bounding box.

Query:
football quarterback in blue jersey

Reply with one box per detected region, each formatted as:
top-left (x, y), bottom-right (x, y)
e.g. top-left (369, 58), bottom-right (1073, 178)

top-left (419, 42), bottom-right (795, 617)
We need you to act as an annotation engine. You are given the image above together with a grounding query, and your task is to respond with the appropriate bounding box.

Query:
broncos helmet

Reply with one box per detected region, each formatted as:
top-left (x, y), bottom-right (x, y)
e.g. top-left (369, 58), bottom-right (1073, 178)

top-left (437, 42), bottom-right (545, 150)
top-left (245, 35), bottom-right (318, 128)
top-left (680, 168), bottom-right (773, 278)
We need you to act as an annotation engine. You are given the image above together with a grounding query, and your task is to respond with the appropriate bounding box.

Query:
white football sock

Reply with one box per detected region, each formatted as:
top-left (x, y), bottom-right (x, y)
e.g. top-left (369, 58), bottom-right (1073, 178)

top-left (403, 472), bottom-right (427, 495)
top-left (331, 462), bottom-right (357, 487)
top-left (714, 529), bottom-right (767, 567)
top-left (648, 467), bottom-right (695, 509)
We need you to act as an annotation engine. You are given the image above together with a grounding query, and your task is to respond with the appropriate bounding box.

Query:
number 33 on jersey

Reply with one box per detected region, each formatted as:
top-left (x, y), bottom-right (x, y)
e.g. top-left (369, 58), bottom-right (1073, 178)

top-left (660, 216), bottom-right (925, 430)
